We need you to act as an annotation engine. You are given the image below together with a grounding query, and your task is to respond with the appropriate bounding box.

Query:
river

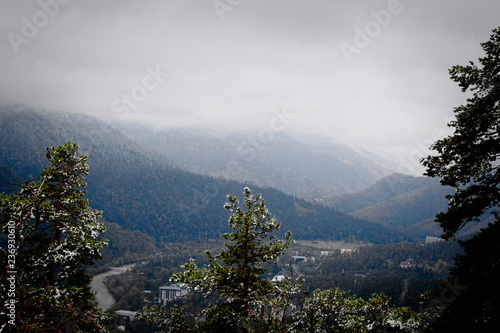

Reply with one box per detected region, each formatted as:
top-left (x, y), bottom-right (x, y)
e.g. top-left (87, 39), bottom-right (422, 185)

top-left (90, 263), bottom-right (136, 310)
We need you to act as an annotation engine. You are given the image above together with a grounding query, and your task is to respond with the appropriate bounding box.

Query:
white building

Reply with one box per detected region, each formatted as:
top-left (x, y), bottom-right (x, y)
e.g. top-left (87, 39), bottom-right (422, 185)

top-left (271, 275), bottom-right (286, 284)
top-left (159, 283), bottom-right (187, 304)
top-left (425, 236), bottom-right (443, 244)
top-left (114, 310), bottom-right (137, 321)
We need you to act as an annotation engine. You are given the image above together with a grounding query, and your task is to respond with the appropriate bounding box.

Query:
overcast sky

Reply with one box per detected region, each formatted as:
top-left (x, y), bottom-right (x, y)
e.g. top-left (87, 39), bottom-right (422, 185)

top-left (1, 0), bottom-right (499, 175)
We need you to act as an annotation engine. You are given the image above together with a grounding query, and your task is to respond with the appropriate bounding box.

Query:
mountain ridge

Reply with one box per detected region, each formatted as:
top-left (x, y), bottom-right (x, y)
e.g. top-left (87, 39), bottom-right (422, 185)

top-left (324, 173), bottom-right (467, 237)
top-left (0, 105), bottom-right (403, 244)
top-left (112, 122), bottom-right (394, 200)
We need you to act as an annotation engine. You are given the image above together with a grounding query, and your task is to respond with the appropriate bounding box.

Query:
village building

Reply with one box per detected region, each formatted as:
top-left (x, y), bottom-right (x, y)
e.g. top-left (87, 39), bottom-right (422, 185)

top-left (341, 248), bottom-right (353, 255)
top-left (114, 310), bottom-right (137, 322)
top-left (292, 255), bottom-right (307, 262)
top-left (271, 275), bottom-right (286, 284)
top-left (400, 258), bottom-right (417, 269)
top-left (159, 283), bottom-right (187, 304)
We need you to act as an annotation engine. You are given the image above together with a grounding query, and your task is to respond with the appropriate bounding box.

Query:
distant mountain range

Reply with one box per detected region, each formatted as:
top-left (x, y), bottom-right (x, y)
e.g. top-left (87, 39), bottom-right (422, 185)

top-left (112, 123), bottom-right (395, 200)
top-left (0, 105), bottom-right (404, 243)
top-left (323, 174), bottom-right (448, 237)
top-left (324, 173), bottom-right (490, 238)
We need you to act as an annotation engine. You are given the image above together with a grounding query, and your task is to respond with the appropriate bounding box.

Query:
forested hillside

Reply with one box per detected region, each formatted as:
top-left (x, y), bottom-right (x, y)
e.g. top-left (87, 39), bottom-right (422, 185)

top-left (327, 174), bottom-right (492, 238)
top-left (114, 123), bottom-right (393, 200)
top-left (0, 105), bottom-right (403, 243)
top-left (107, 240), bottom-right (461, 315)
top-left (326, 174), bottom-right (459, 237)
top-left (326, 174), bottom-right (436, 213)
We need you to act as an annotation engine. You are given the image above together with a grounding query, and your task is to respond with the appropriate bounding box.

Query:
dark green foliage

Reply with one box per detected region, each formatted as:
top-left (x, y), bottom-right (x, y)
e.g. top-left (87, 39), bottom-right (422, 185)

top-left (422, 28), bottom-right (500, 240)
top-left (291, 289), bottom-right (421, 333)
top-left (297, 241), bottom-right (461, 309)
top-left (0, 142), bottom-right (107, 332)
top-left (86, 221), bottom-right (159, 275)
top-left (101, 238), bottom-right (460, 319)
top-left (169, 187), bottom-right (293, 332)
top-left (425, 222), bottom-right (500, 331)
top-left (422, 27), bottom-right (500, 330)
top-left (144, 189), bottom-right (423, 332)
top-left (104, 241), bottom-right (223, 315)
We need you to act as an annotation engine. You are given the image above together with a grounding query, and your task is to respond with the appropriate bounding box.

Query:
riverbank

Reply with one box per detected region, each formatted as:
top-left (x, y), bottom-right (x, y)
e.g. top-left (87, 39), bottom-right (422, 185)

top-left (90, 263), bottom-right (136, 310)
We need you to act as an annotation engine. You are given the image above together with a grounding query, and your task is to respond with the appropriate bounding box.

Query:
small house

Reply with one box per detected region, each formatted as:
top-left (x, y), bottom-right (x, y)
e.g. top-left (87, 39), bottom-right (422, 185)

top-left (271, 275), bottom-right (286, 284)
top-left (114, 310), bottom-right (137, 322)
top-left (400, 258), bottom-right (416, 269)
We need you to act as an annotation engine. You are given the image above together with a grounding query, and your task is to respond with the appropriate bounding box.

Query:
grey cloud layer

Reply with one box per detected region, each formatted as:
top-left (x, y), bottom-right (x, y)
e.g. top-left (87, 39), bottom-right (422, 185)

top-left (1, 0), bottom-right (499, 174)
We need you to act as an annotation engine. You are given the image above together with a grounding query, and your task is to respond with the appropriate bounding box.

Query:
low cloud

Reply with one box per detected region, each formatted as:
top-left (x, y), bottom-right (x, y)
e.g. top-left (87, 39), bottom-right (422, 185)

top-left (0, 0), bottom-right (499, 175)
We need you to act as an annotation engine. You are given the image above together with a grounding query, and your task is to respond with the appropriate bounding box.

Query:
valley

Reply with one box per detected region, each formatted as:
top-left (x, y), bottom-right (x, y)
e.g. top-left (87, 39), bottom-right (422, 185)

top-left (91, 263), bottom-right (137, 310)
top-left (0, 105), bottom-right (406, 243)
top-left (0, 105), bottom-right (469, 330)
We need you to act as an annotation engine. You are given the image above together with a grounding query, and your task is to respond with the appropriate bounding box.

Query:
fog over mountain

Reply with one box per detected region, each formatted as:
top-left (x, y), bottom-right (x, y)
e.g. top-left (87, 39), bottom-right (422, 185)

top-left (113, 122), bottom-right (395, 200)
top-left (0, 105), bottom-right (406, 243)
top-left (1, 1), bottom-right (499, 175)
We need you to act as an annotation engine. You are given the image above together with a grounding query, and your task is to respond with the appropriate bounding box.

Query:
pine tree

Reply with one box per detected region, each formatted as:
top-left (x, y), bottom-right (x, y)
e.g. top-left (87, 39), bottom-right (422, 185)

top-left (422, 27), bottom-right (500, 330)
top-left (169, 187), bottom-right (293, 332)
top-left (0, 142), bottom-right (107, 332)
top-left (291, 289), bottom-right (421, 333)
top-left (144, 187), bottom-right (423, 332)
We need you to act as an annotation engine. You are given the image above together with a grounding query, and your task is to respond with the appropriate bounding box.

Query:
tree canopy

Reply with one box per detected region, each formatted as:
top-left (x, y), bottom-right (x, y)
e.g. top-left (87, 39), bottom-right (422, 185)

top-left (422, 27), bottom-right (500, 331)
top-left (169, 187), bottom-right (293, 332)
top-left (144, 188), bottom-right (423, 332)
top-left (422, 27), bottom-right (500, 239)
top-left (0, 142), bottom-right (107, 332)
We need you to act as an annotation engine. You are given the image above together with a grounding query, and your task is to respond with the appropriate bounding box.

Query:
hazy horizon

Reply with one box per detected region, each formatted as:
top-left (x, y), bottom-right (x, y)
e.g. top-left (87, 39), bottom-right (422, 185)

top-left (1, 0), bottom-right (499, 175)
